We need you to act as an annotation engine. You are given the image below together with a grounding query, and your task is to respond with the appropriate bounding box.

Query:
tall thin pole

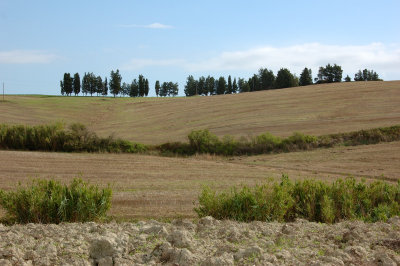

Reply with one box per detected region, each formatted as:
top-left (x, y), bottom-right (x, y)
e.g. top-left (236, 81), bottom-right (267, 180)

top-left (2, 82), bottom-right (4, 102)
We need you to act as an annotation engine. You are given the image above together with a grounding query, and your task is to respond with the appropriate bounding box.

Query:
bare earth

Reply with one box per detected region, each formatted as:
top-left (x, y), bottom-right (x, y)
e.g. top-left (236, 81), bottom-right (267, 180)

top-left (1, 141), bottom-right (399, 219)
top-left (1, 216), bottom-right (400, 265)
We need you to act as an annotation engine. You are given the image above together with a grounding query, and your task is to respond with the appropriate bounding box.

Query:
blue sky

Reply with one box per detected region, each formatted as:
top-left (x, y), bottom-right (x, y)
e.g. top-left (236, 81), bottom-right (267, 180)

top-left (1, 0), bottom-right (399, 96)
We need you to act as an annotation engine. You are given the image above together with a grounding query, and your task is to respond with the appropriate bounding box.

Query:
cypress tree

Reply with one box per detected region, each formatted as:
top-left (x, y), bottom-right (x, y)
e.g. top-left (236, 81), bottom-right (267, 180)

top-left (109, 69), bottom-right (122, 97)
top-left (138, 75), bottom-right (144, 97)
top-left (73, 73), bottom-right (81, 96)
top-left (217, 76), bottom-right (226, 95)
top-left (63, 73), bottom-right (73, 96)
top-left (145, 79), bottom-right (149, 96)
top-left (60, 80), bottom-right (65, 95)
top-left (299, 68), bottom-right (313, 86)
top-left (232, 78), bottom-right (238, 93)
top-left (130, 79), bottom-right (139, 97)
top-left (103, 77), bottom-right (108, 96)
top-left (227, 75), bottom-right (232, 94)
top-left (155, 80), bottom-right (160, 97)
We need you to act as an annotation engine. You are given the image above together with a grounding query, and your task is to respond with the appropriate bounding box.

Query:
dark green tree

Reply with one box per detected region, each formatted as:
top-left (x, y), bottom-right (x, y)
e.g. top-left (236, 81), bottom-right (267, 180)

top-left (88, 73), bottom-right (96, 96)
top-left (63, 73), bottom-right (73, 96)
top-left (73, 73), bottom-right (81, 96)
top-left (138, 75), bottom-right (145, 97)
top-left (205, 76), bottom-right (215, 95)
top-left (216, 76), bottom-right (227, 95)
top-left (344, 75), bottom-right (351, 82)
top-left (232, 78), bottom-right (238, 93)
top-left (354, 69), bottom-right (381, 81)
top-left (109, 69), bottom-right (122, 97)
top-left (130, 79), bottom-right (139, 97)
top-left (168, 82), bottom-right (179, 96)
top-left (275, 68), bottom-right (297, 89)
top-left (248, 74), bottom-right (260, 91)
top-left (102, 77), bottom-right (108, 96)
top-left (155, 80), bottom-right (160, 97)
top-left (198, 76), bottom-right (206, 95)
top-left (160, 82), bottom-right (168, 97)
top-left (82, 73), bottom-right (89, 96)
top-left (238, 78), bottom-right (250, 93)
top-left (259, 68), bottom-right (275, 90)
top-left (184, 75), bottom-right (197, 96)
top-left (96, 76), bottom-right (103, 96)
top-left (227, 75), bottom-right (233, 94)
top-left (60, 80), bottom-right (65, 95)
top-left (317, 64), bottom-right (342, 83)
top-left (144, 79), bottom-right (149, 96)
top-left (121, 82), bottom-right (130, 97)
top-left (299, 68), bottom-right (313, 86)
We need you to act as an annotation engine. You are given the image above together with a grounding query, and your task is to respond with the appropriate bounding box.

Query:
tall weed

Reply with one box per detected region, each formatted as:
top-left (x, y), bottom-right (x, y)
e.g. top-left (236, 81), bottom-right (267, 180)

top-left (195, 176), bottom-right (400, 223)
top-left (0, 178), bottom-right (112, 223)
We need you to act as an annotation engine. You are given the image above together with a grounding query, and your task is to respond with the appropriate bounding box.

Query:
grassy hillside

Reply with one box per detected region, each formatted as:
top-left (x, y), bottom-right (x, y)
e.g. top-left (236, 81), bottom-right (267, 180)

top-left (0, 81), bottom-right (399, 144)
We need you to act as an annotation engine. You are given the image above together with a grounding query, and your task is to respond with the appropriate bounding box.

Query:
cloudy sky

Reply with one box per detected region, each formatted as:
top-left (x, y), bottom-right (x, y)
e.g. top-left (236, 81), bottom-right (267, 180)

top-left (1, 0), bottom-right (399, 95)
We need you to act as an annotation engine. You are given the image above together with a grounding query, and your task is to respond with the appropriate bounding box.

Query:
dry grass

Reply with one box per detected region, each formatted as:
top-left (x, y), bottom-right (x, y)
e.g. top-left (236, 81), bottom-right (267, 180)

top-left (0, 142), bottom-right (398, 219)
top-left (0, 81), bottom-right (399, 219)
top-left (0, 81), bottom-right (399, 144)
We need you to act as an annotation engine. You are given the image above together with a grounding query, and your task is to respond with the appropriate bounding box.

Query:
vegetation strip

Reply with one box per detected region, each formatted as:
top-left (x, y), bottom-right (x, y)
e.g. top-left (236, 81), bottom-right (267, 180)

top-left (0, 122), bottom-right (146, 153)
top-left (0, 178), bottom-right (112, 224)
top-left (0, 123), bottom-right (399, 156)
top-left (159, 125), bottom-right (400, 155)
top-left (195, 176), bottom-right (400, 223)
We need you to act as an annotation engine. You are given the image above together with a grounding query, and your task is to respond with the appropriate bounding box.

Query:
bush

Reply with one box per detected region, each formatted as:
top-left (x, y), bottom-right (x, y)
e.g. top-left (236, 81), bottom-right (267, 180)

top-left (157, 141), bottom-right (194, 156)
top-left (0, 178), bottom-right (112, 223)
top-left (188, 129), bottom-right (220, 154)
top-left (163, 125), bottom-right (400, 156)
top-left (195, 176), bottom-right (400, 223)
top-left (0, 123), bottom-right (147, 153)
top-left (283, 132), bottom-right (318, 151)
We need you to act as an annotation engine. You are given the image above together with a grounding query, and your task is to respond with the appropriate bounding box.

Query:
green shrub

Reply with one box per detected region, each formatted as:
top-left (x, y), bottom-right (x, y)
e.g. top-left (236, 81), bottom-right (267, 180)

top-left (171, 125), bottom-right (400, 156)
top-left (0, 123), bottom-right (148, 154)
top-left (195, 176), bottom-right (400, 223)
top-left (0, 178), bottom-right (112, 223)
top-left (216, 135), bottom-right (238, 155)
top-left (282, 132), bottom-right (318, 151)
top-left (158, 141), bottom-right (194, 155)
top-left (188, 129), bottom-right (220, 153)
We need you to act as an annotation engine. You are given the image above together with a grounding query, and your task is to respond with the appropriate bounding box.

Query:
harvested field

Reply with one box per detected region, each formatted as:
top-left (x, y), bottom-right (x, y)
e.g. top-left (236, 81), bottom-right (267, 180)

top-left (1, 141), bottom-right (399, 219)
top-left (0, 81), bottom-right (399, 144)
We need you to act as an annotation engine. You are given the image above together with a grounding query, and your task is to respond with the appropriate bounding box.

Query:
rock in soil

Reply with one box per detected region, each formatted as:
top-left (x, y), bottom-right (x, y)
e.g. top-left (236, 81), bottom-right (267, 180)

top-left (0, 216), bottom-right (399, 265)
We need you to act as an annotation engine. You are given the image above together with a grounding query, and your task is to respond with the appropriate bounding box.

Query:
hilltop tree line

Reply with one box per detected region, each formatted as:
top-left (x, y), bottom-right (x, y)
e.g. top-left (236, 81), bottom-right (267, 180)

top-left (60, 65), bottom-right (382, 97)
top-left (184, 65), bottom-right (382, 96)
top-left (60, 69), bottom-right (177, 97)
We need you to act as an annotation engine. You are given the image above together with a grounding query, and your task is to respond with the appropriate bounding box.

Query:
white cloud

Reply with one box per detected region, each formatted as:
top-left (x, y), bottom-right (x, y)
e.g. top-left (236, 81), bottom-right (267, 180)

top-left (118, 22), bottom-right (173, 29)
top-left (186, 43), bottom-right (400, 76)
top-left (122, 43), bottom-right (400, 79)
top-left (0, 50), bottom-right (59, 64)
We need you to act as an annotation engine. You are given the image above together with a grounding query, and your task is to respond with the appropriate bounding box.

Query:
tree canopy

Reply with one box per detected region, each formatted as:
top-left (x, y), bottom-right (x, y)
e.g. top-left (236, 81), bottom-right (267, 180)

top-left (275, 68), bottom-right (298, 89)
top-left (299, 68), bottom-right (313, 86)
top-left (354, 69), bottom-right (381, 81)
top-left (316, 64), bottom-right (343, 83)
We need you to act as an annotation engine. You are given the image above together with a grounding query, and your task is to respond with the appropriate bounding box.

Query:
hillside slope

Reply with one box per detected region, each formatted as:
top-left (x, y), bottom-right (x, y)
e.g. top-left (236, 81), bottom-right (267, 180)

top-left (0, 81), bottom-right (399, 144)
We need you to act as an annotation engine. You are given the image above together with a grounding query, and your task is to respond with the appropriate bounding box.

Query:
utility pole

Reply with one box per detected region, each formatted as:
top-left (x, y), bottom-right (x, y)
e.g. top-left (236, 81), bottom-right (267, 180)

top-left (2, 82), bottom-right (4, 102)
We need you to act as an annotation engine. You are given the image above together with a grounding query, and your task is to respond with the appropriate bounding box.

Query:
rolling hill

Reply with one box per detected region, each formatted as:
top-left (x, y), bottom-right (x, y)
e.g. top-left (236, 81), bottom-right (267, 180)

top-left (0, 81), bottom-right (399, 144)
